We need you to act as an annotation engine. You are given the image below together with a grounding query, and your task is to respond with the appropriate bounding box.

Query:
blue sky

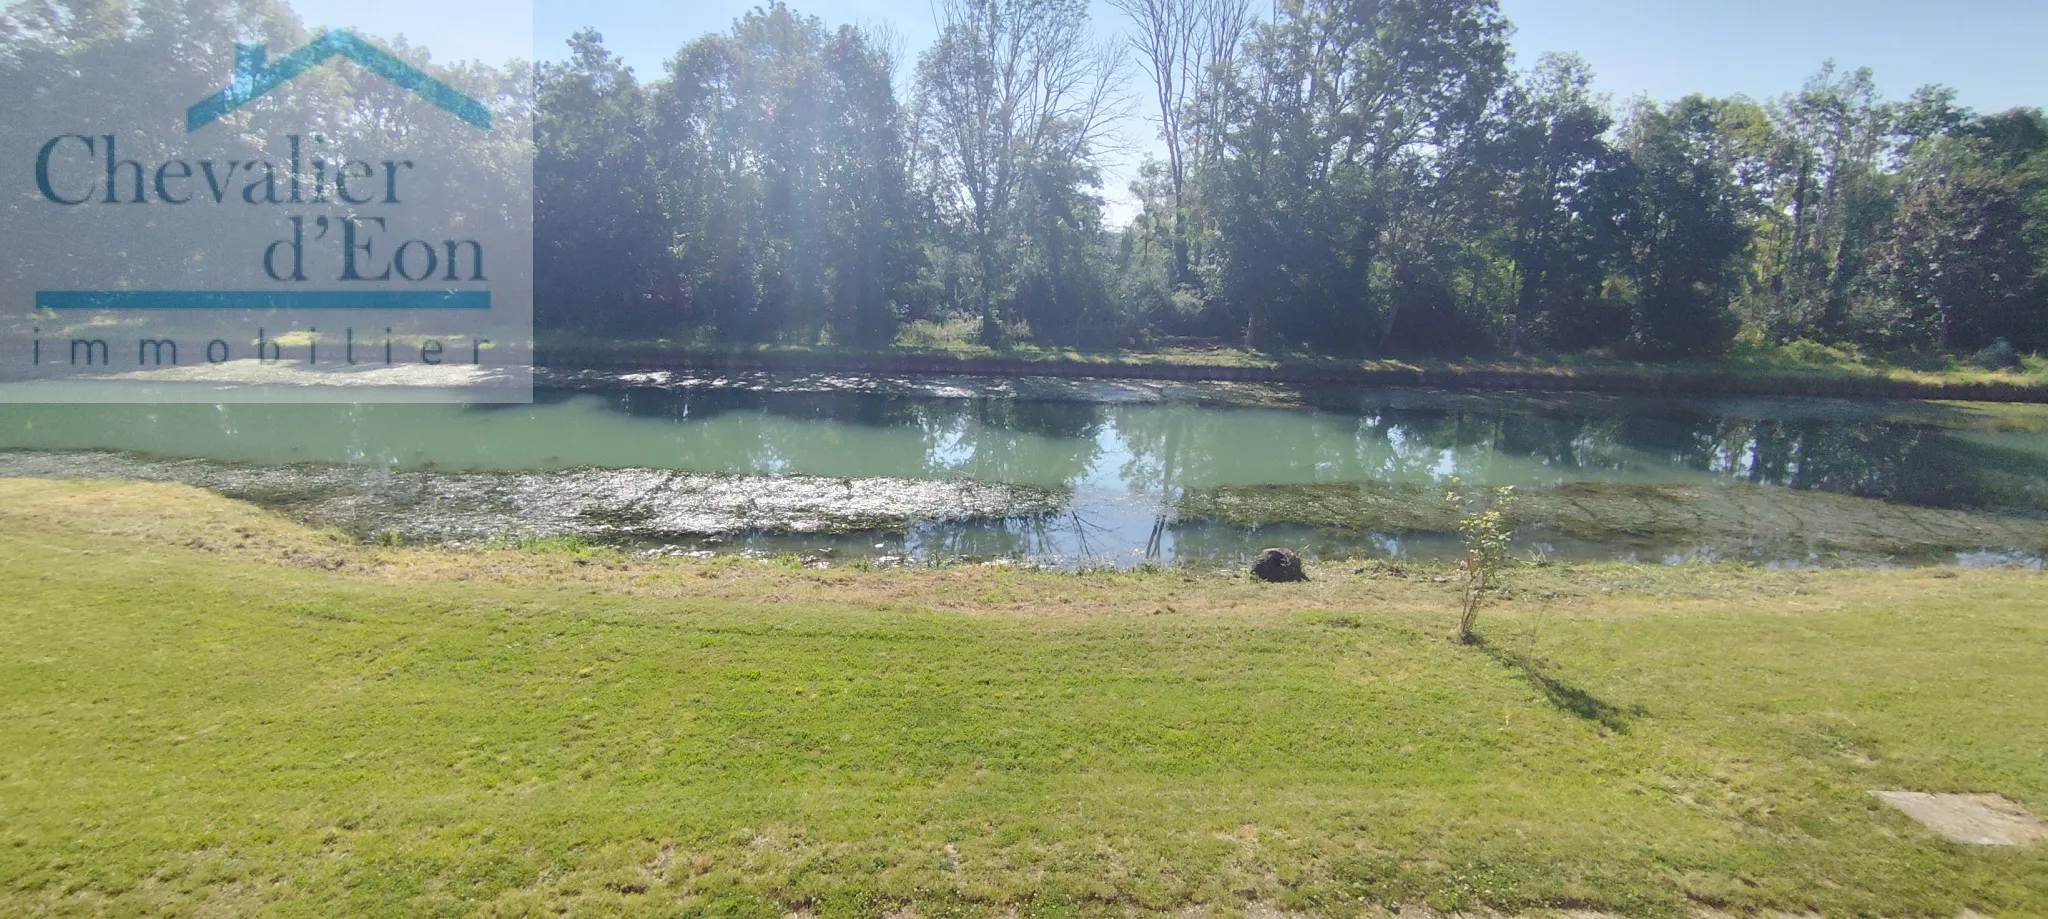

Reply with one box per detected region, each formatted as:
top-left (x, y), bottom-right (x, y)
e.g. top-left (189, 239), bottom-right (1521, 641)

top-left (291, 0), bottom-right (2048, 219)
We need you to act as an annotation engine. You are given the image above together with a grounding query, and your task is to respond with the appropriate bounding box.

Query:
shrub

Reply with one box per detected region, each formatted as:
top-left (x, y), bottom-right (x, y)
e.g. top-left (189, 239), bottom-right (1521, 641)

top-left (1444, 478), bottom-right (1517, 644)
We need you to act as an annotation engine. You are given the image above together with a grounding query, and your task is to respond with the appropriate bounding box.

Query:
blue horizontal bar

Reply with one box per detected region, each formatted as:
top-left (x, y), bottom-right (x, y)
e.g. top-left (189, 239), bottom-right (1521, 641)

top-left (37, 290), bottom-right (491, 310)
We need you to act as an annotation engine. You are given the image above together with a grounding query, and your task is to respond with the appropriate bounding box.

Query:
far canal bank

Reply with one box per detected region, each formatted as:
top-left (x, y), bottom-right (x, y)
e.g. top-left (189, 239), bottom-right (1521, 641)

top-left (538, 344), bottom-right (2048, 403)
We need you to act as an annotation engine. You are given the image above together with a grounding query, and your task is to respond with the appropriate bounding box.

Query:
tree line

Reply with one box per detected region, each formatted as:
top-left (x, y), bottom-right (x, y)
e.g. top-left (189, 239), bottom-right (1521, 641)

top-left (537, 0), bottom-right (2048, 362)
top-left (7, 0), bottom-right (2040, 362)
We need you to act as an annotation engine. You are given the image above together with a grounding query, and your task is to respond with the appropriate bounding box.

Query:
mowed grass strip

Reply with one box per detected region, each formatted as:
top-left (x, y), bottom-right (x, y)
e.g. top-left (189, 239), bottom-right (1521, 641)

top-left (0, 480), bottom-right (2042, 917)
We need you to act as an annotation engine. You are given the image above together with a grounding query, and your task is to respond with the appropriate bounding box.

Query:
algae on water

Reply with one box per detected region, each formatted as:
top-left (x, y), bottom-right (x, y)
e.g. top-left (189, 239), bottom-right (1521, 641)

top-left (1176, 480), bottom-right (2048, 564)
top-left (0, 451), bottom-right (1065, 545)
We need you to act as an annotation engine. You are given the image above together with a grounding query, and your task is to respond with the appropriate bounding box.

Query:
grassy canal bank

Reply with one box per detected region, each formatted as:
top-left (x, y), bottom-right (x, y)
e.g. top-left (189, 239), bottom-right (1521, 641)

top-left (1, 478), bottom-right (2044, 917)
top-left (537, 337), bottom-right (2048, 403)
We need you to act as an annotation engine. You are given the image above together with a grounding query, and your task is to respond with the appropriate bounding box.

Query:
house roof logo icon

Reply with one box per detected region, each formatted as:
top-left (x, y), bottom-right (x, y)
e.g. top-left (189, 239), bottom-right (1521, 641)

top-left (187, 30), bottom-right (492, 133)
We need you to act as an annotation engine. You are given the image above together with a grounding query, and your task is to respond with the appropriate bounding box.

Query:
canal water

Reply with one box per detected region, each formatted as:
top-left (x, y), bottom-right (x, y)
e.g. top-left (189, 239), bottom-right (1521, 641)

top-left (2, 376), bottom-right (2045, 568)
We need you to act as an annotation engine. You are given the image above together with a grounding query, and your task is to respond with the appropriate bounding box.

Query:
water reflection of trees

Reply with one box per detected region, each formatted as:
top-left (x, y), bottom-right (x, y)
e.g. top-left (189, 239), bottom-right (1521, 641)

top-left (593, 389), bottom-right (1107, 485)
top-left (1115, 401), bottom-right (2048, 514)
top-left (906, 511), bottom-right (1133, 562)
top-left (25, 390), bottom-right (2046, 529)
top-left (582, 388), bottom-right (2048, 514)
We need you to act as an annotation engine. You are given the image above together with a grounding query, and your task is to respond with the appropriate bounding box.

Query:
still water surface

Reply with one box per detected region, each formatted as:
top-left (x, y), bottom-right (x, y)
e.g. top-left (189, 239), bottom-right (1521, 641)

top-left (2, 380), bottom-right (2044, 567)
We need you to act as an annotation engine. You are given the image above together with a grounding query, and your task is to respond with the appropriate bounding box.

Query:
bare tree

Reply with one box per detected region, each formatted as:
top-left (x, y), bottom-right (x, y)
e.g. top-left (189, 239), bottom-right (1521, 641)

top-left (1110, 0), bottom-right (1251, 280)
top-left (860, 18), bottom-right (912, 100)
top-left (917, 0), bottom-right (1124, 343)
top-left (1193, 0), bottom-right (1253, 168)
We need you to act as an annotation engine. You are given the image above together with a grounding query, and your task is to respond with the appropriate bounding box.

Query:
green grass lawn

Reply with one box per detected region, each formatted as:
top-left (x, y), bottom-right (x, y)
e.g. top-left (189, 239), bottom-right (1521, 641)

top-left (0, 480), bottom-right (2044, 917)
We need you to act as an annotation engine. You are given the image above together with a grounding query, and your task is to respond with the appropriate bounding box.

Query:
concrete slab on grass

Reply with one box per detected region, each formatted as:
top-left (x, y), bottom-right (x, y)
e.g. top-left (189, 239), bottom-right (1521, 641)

top-left (1872, 791), bottom-right (2047, 846)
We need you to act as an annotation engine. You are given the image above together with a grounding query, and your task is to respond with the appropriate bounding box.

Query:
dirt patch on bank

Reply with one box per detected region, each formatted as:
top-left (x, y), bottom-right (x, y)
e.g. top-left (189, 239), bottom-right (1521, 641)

top-left (1872, 792), bottom-right (2048, 846)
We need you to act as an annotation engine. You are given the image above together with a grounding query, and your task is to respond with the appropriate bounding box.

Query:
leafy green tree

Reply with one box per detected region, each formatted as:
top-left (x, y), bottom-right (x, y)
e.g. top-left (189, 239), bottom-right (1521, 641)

top-left (535, 31), bottom-right (668, 333)
top-left (1010, 149), bottom-right (1127, 344)
top-left (819, 22), bottom-right (922, 344)
top-left (1885, 170), bottom-right (2033, 351)
top-left (1878, 108), bottom-right (2048, 352)
top-left (1495, 53), bottom-right (1629, 353)
top-left (652, 4), bottom-right (916, 343)
top-left (1210, 0), bottom-right (1509, 354)
top-left (1890, 84), bottom-right (1973, 166)
top-left (1770, 64), bottom-right (1895, 337)
top-left (1614, 96), bottom-right (1753, 357)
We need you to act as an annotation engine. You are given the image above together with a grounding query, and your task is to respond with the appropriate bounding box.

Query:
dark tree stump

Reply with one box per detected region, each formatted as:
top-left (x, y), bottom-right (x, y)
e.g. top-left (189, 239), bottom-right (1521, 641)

top-left (1251, 547), bottom-right (1308, 583)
